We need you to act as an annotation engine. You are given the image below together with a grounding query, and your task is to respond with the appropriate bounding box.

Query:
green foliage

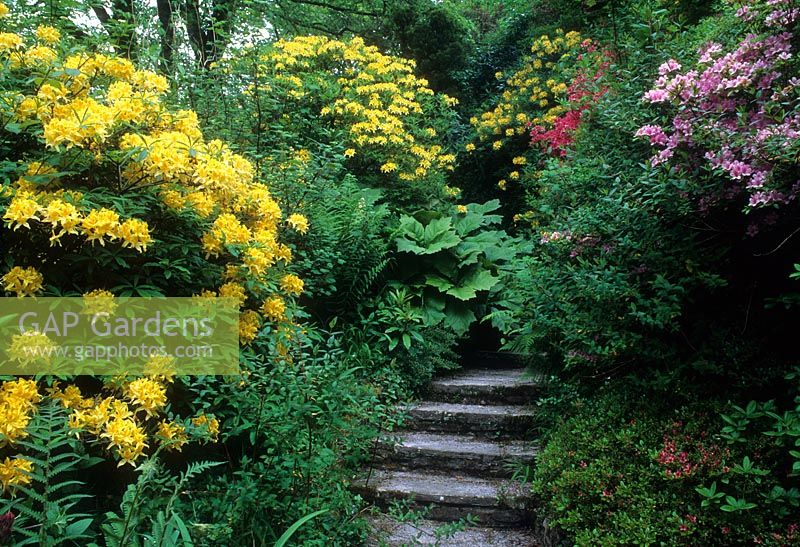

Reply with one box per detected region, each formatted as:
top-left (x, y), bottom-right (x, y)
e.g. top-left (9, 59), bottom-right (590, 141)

top-left (291, 178), bottom-right (394, 319)
top-left (393, 200), bottom-right (518, 335)
top-left (533, 379), bottom-right (800, 545)
top-left (2, 401), bottom-right (96, 546)
top-left (98, 459), bottom-right (222, 547)
top-left (177, 325), bottom-right (402, 545)
top-left (388, 0), bottom-right (474, 95)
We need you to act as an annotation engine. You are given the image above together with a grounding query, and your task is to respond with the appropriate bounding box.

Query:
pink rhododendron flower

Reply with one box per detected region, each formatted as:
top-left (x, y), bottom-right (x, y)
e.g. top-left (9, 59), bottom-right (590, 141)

top-left (638, 4), bottom-right (799, 216)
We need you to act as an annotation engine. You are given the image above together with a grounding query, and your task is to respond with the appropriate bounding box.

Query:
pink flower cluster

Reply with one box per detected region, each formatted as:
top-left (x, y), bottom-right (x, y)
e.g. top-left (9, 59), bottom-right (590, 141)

top-left (657, 421), bottom-right (728, 479)
top-left (737, 0), bottom-right (800, 27)
top-left (637, 2), bottom-right (799, 214)
top-left (770, 523), bottom-right (799, 544)
top-left (539, 230), bottom-right (572, 244)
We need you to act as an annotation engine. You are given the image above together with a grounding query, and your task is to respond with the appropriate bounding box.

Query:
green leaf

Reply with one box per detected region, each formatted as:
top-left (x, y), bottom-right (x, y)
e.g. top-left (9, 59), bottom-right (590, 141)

top-left (447, 270), bottom-right (500, 300)
top-left (443, 300), bottom-right (476, 335)
top-left (65, 518), bottom-right (94, 538)
top-left (424, 275), bottom-right (453, 292)
top-left (274, 509), bottom-right (329, 547)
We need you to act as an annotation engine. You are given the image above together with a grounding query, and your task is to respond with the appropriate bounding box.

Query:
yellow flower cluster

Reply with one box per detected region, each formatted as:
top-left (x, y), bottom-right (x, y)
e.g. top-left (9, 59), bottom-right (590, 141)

top-left (156, 420), bottom-right (187, 451)
top-left (469, 30), bottom-right (582, 147)
top-left (3, 192), bottom-right (153, 251)
top-left (191, 413), bottom-right (220, 441)
top-left (0, 379), bottom-right (40, 445)
top-left (1, 265), bottom-right (44, 296)
top-left (261, 295), bottom-right (286, 322)
top-left (0, 456), bottom-right (33, 495)
top-left (0, 380), bottom-right (38, 495)
top-left (124, 378), bottom-right (167, 417)
top-left (280, 273), bottom-right (304, 295)
top-left (253, 36), bottom-right (456, 181)
top-left (55, 376), bottom-right (212, 465)
top-left (35, 25), bottom-right (60, 44)
top-left (286, 213), bottom-right (309, 235)
top-left (7, 331), bottom-right (57, 367)
top-left (238, 309), bottom-right (262, 344)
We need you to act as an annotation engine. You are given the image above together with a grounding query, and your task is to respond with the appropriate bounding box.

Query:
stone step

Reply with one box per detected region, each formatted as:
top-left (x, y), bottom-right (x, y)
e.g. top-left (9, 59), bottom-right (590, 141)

top-left (405, 402), bottom-right (536, 438)
top-left (426, 367), bottom-right (541, 405)
top-left (459, 351), bottom-right (530, 370)
top-left (377, 432), bottom-right (537, 477)
top-left (366, 516), bottom-right (539, 546)
top-left (353, 469), bottom-right (532, 528)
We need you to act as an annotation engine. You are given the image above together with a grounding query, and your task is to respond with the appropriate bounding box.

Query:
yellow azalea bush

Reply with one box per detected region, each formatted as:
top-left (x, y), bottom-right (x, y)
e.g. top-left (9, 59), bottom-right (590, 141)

top-left (0, 7), bottom-right (305, 478)
top-left (0, 376), bottom-right (216, 477)
top-left (0, 14), bottom-right (306, 334)
top-left (219, 36), bottom-right (458, 188)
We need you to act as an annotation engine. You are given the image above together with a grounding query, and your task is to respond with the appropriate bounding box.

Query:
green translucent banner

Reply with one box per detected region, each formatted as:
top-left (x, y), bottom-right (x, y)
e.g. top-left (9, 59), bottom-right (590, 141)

top-left (0, 297), bottom-right (240, 375)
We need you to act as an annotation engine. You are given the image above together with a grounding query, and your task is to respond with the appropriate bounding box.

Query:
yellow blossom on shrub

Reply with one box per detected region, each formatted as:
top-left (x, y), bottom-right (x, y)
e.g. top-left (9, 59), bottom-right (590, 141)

top-left (0, 32), bottom-right (22, 51)
top-left (82, 289), bottom-right (117, 315)
top-left (280, 274), bottom-right (304, 295)
top-left (81, 208), bottom-right (120, 245)
top-left (286, 213), bottom-right (309, 234)
top-left (156, 421), bottom-right (188, 451)
top-left (101, 417), bottom-right (148, 466)
top-left (0, 379), bottom-right (40, 445)
top-left (219, 281), bottom-right (247, 307)
top-left (0, 11), bottom-right (302, 387)
top-left (7, 331), bottom-right (56, 365)
top-left (124, 378), bottom-right (167, 417)
top-left (444, 185), bottom-right (461, 198)
top-left (242, 36), bottom-right (456, 181)
top-left (261, 295), bottom-right (286, 322)
top-left (0, 456), bottom-right (34, 495)
top-left (116, 218), bottom-right (152, 252)
top-left (192, 413), bottom-right (219, 441)
top-left (471, 29), bottom-right (582, 145)
top-left (35, 25), bottom-right (60, 44)
top-left (49, 384), bottom-right (90, 409)
top-left (3, 196), bottom-right (40, 230)
top-left (2, 266), bottom-right (44, 296)
top-left (0, 2), bottom-right (9, 17)
top-left (41, 199), bottom-right (81, 241)
top-left (243, 246), bottom-right (273, 277)
top-left (239, 309), bottom-right (261, 344)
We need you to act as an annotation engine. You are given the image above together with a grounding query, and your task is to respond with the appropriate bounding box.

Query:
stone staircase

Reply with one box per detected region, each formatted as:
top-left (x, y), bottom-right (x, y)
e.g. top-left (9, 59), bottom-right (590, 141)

top-left (355, 360), bottom-right (541, 546)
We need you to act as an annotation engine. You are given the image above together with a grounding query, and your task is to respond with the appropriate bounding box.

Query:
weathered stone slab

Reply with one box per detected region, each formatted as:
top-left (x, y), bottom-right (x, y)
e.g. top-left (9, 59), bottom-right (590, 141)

top-left (377, 432), bottom-right (537, 477)
top-left (354, 469), bottom-right (533, 528)
top-left (365, 516), bottom-right (539, 546)
top-left (406, 402), bottom-right (536, 437)
top-left (427, 368), bottom-right (542, 405)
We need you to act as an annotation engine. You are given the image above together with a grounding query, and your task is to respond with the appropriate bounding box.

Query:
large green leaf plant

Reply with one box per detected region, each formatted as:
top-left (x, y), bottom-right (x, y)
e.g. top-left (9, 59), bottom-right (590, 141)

top-left (393, 200), bottom-right (520, 335)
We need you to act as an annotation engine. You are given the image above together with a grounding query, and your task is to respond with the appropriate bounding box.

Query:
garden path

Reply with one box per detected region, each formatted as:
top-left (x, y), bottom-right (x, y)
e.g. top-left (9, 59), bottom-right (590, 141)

top-left (355, 356), bottom-right (542, 546)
